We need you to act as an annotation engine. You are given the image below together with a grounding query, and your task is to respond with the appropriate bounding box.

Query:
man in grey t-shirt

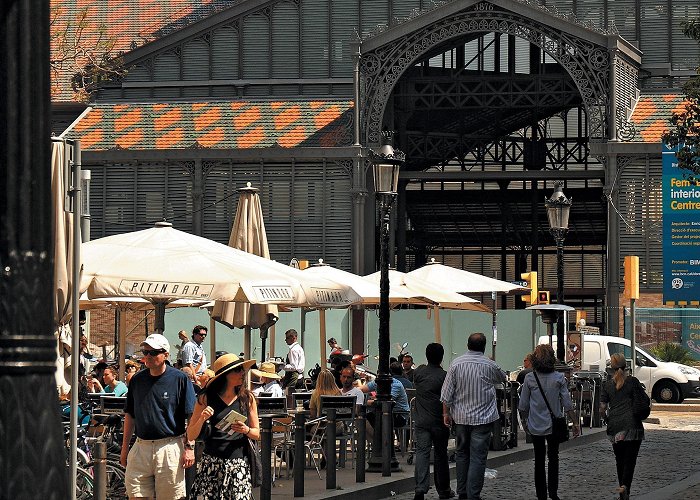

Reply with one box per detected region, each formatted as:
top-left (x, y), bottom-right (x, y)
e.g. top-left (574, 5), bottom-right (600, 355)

top-left (412, 343), bottom-right (453, 500)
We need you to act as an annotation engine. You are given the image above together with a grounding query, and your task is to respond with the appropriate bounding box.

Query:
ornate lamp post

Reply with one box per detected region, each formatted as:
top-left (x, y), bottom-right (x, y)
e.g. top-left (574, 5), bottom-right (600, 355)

top-left (367, 132), bottom-right (404, 473)
top-left (545, 182), bottom-right (572, 362)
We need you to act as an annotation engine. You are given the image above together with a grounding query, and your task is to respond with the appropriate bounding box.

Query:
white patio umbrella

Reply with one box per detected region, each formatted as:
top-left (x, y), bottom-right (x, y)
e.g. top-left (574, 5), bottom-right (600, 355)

top-left (211, 183), bottom-right (278, 360)
top-left (303, 260), bottom-right (424, 366)
top-left (364, 269), bottom-right (491, 342)
top-left (81, 221), bottom-right (360, 322)
top-left (407, 258), bottom-right (526, 294)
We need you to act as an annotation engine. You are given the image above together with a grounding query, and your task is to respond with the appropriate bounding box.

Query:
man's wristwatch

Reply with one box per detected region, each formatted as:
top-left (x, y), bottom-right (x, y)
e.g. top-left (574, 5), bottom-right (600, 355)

top-left (184, 441), bottom-right (195, 450)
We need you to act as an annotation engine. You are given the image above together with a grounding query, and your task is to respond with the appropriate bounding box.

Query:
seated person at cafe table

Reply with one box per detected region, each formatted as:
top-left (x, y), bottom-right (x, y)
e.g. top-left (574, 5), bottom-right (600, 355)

top-left (251, 361), bottom-right (284, 398)
top-left (360, 371), bottom-right (410, 433)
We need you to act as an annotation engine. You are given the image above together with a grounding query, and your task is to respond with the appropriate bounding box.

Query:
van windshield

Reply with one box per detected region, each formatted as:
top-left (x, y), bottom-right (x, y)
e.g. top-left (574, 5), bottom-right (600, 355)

top-left (607, 342), bottom-right (659, 367)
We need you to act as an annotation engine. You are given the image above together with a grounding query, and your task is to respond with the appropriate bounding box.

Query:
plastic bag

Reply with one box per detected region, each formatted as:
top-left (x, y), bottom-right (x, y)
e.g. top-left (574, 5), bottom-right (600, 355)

top-left (484, 468), bottom-right (498, 479)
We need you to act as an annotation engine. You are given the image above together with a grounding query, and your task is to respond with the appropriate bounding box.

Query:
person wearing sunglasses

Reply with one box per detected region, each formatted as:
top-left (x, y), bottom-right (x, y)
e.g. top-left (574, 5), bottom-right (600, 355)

top-left (186, 353), bottom-right (259, 499)
top-left (121, 333), bottom-right (196, 500)
top-left (182, 325), bottom-right (208, 376)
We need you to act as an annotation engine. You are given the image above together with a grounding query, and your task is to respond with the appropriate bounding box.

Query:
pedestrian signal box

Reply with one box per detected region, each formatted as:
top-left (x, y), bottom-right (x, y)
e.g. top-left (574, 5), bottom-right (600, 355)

top-left (521, 271), bottom-right (538, 304)
top-left (537, 291), bottom-right (550, 304)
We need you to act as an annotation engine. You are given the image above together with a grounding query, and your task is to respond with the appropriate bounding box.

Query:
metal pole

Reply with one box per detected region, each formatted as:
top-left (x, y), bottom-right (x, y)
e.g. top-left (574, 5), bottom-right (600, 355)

top-left (356, 405), bottom-right (366, 483)
top-left (325, 408), bottom-right (337, 489)
top-left (70, 140), bottom-right (82, 500)
top-left (93, 441), bottom-right (107, 500)
top-left (293, 411), bottom-right (306, 497)
top-left (381, 400), bottom-right (392, 477)
top-left (630, 298), bottom-right (636, 376)
top-left (555, 232), bottom-right (566, 362)
top-left (1, 2), bottom-right (67, 496)
top-left (491, 290), bottom-right (497, 360)
top-left (260, 416), bottom-right (273, 500)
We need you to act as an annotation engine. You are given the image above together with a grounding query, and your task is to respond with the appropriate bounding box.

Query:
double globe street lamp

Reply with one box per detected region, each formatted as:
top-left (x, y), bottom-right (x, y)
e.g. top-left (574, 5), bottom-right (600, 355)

top-left (545, 182), bottom-right (572, 362)
top-left (367, 131), bottom-right (405, 474)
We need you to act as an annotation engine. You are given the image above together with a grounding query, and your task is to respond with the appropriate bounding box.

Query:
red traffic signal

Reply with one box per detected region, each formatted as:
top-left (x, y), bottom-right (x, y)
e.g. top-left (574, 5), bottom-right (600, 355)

top-left (537, 290), bottom-right (550, 304)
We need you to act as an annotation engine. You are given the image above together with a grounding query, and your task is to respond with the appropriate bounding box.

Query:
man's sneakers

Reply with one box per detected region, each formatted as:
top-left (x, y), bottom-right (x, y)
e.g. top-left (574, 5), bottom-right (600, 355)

top-left (438, 490), bottom-right (456, 499)
top-left (413, 493), bottom-right (425, 500)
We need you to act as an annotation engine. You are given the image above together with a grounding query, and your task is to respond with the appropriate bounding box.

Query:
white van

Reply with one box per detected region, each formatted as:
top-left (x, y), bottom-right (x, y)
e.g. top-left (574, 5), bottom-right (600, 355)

top-left (538, 334), bottom-right (700, 404)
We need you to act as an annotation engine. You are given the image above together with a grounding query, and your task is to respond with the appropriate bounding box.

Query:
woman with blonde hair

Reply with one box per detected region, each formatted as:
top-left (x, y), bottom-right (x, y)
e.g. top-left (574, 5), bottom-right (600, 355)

top-left (309, 369), bottom-right (340, 418)
top-left (518, 344), bottom-right (579, 500)
top-left (600, 353), bottom-right (646, 500)
top-left (186, 353), bottom-right (258, 500)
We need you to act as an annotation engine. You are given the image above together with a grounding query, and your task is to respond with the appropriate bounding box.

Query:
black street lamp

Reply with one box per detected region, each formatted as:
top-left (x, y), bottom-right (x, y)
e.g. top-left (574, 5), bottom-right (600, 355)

top-left (545, 182), bottom-right (572, 362)
top-left (367, 131), bottom-right (404, 474)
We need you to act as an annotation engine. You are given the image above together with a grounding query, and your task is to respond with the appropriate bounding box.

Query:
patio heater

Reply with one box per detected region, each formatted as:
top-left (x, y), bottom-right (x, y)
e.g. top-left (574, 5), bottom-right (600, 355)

top-left (545, 182), bottom-right (572, 362)
top-left (367, 131), bottom-right (404, 474)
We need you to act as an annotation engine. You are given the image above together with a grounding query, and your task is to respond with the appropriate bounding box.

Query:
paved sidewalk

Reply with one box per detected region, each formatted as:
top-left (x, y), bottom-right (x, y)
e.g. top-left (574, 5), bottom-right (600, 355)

top-left (381, 412), bottom-right (700, 500)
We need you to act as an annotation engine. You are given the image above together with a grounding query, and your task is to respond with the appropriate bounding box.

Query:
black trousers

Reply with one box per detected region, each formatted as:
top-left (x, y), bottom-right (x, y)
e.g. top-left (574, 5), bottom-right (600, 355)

top-left (612, 440), bottom-right (642, 494)
top-left (531, 434), bottom-right (560, 500)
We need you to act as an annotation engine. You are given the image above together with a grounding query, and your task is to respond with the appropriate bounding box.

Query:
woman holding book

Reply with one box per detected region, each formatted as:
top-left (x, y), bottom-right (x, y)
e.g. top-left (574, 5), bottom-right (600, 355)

top-left (186, 353), bottom-right (258, 500)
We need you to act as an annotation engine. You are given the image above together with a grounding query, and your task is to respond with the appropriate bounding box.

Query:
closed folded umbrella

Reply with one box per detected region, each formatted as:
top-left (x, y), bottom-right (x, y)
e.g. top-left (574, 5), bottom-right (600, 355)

top-left (211, 183), bottom-right (278, 359)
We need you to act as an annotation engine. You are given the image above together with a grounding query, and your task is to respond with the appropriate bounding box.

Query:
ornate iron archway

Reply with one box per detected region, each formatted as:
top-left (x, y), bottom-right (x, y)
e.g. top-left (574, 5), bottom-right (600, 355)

top-left (359, 0), bottom-right (615, 147)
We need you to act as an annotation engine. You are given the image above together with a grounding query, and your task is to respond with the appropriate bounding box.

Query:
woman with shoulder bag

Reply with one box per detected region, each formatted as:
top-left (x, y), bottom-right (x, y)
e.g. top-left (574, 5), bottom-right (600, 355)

top-left (518, 344), bottom-right (580, 500)
top-left (600, 353), bottom-right (646, 500)
top-left (186, 353), bottom-right (259, 500)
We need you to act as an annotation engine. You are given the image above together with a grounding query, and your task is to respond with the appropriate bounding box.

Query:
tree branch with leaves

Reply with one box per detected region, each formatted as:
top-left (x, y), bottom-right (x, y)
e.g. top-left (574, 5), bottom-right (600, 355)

top-left (50, 5), bottom-right (127, 102)
top-left (662, 19), bottom-right (700, 178)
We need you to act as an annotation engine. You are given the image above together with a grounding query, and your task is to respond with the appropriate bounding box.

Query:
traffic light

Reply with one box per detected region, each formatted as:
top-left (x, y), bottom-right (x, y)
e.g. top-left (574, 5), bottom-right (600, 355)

top-left (537, 290), bottom-right (550, 304)
top-left (624, 255), bottom-right (639, 300)
top-left (521, 271), bottom-right (538, 304)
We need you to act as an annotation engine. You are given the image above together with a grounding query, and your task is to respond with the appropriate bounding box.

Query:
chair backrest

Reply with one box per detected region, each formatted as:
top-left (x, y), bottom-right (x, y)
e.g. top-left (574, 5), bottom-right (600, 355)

top-left (257, 392), bottom-right (272, 398)
top-left (319, 395), bottom-right (356, 422)
top-left (257, 397), bottom-right (288, 417)
top-left (405, 387), bottom-right (417, 403)
top-left (100, 395), bottom-right (126, 415)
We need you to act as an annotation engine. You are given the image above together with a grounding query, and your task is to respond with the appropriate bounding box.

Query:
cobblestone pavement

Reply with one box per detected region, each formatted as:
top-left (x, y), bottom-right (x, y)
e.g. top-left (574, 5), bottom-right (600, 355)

top-left (382, 413), bottom-right (700, 500)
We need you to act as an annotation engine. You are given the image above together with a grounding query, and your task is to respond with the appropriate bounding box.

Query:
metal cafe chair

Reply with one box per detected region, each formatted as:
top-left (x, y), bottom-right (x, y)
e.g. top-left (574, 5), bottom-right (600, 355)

top-left (319, 395), bottom-right (358, 468)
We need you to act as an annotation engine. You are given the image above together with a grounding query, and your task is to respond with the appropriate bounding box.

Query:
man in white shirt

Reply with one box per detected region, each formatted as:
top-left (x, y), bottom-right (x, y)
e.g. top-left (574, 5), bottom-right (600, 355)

top-left (282, 329), bottom-right (305, 389)
top-left (340, 365), bottom-right (365, 408)
top-left (181, 325), bottom-right (207, 375)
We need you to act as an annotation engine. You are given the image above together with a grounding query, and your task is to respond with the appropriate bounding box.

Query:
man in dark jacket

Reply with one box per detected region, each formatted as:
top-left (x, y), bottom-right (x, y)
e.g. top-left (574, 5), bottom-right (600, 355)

top-left (412, 343), bottom-right (454, 500)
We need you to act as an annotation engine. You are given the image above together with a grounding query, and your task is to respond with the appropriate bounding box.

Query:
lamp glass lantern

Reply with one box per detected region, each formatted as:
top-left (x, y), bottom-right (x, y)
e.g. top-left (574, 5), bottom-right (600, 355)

top-left (545, 183), bottom-right (572, 231)
top-left (372, 147), bottom-right (403, 195)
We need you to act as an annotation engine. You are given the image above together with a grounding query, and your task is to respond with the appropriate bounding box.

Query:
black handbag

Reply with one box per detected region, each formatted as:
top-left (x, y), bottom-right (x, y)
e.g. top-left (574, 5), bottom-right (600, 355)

top-left (632, 380), bottom-right (651, 421)
top-left (533, 372), bottom-right (569, 443)
top-left (246, 437), bottom-right (263, 488)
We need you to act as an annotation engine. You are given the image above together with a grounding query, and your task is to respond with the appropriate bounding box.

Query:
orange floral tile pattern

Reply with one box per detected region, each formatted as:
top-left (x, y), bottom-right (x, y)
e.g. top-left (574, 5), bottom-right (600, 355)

top-left (67, 99), bottom-right (354, 150)
top-left (629, 93), bottom-right (689, 143)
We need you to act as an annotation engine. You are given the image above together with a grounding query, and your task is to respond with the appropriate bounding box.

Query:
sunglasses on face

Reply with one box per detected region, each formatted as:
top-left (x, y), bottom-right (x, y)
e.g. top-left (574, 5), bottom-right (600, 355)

top-left (142, 349), bottom-right (166, 357)
top-left (195, 332), bottom-right (207, 337)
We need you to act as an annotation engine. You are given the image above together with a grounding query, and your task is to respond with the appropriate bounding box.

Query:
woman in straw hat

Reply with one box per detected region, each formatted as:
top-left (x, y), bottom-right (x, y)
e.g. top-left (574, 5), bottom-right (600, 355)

top-left (186, 353), bottom-right (258, 500)
top-left (251, 361), bottom-right (283, 398)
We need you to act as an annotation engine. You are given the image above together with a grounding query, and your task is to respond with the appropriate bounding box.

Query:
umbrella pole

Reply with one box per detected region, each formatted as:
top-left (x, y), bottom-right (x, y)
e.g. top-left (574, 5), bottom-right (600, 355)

top-left (244, 326), bottom-right (251, 359)
top-left (209, 317), bottom-right (216, 363)
top-left (433, 306), bottom-right (442, 344)
top-left (269, 324), bottom-right (276, 359)
top-left (118, 308), bottom-right (127, 382)
top-left (319, 308), bottom-right (327, 368)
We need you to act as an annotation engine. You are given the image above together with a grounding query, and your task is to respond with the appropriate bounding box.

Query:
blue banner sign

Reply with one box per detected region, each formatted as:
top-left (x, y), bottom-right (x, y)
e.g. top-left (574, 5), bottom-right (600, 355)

top-left (663, 143), bottom-right (700, 305)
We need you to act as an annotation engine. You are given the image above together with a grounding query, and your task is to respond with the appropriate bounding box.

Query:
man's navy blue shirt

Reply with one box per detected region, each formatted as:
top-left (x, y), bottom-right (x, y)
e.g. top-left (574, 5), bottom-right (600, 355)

top-left (125, 365), bottom-right (196, 439)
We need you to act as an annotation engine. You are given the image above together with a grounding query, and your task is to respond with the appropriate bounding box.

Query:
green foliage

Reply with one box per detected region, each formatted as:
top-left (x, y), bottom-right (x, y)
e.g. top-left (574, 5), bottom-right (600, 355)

top-left (650, 342), bottom-right (695, 365)
top-left (662, 18), bottom-right (700, 178)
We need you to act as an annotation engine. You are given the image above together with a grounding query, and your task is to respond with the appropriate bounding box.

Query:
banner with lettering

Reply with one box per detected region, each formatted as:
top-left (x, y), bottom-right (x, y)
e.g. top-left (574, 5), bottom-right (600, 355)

top-left (663, 143), bottom-right (700, 305)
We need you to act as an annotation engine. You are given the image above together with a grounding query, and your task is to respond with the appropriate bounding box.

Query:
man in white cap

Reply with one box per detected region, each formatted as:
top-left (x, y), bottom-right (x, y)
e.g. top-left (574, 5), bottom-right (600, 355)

top-left (251, 361), bottom-right (284, 398)
top-left (120, 333), bottom-right (196, 500)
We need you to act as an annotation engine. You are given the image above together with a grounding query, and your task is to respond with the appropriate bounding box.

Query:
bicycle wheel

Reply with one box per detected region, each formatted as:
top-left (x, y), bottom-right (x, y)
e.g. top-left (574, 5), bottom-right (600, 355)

top-left (76, 466), bottom-right (94, 500)
top-left (106, 462), bottom-right (127, 499)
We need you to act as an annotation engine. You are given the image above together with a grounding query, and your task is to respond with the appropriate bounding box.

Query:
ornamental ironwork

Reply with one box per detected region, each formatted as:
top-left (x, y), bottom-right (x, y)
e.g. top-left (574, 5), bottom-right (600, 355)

top-left (359, 1), bottom-right (612, 146)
